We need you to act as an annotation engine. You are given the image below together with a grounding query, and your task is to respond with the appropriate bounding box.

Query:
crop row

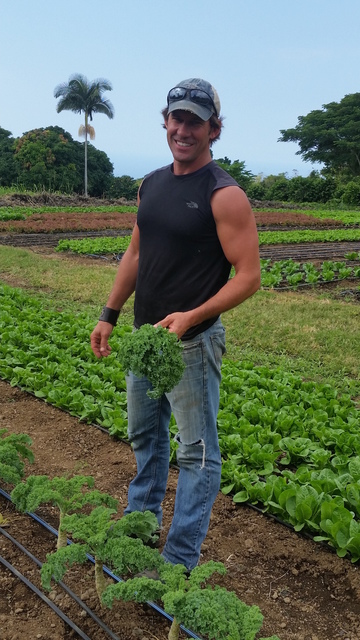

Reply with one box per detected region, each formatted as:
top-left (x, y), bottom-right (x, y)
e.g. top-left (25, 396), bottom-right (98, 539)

top-left (1, 204), bottom-right (358, 224)
top-left (55, 228), bottom-right (360, 259)
top-left (54, 238), bottom-right (360, 289)
top-left (1, 284), bottom-right (360, 560)
top-left (260, 257), bottom-right (360, 288)
top-left (255, 208), bottom-right (360, 226)
top-left (259, 228), bottom-right (360, 244)
top-left (0, 205), bottom-right (137, 221)
top-left (1, 445), bottom-right (280, 640)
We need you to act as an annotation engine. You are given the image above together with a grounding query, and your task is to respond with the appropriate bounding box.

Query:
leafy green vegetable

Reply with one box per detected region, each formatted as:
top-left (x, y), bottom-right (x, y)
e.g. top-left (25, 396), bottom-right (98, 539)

top-left (2, 284), bottom-right (360, 560)
top-left (11, 474), bottom-right (118, 549)
top-left (0, 429), bottom-right (34, 485)
top-left (56, 235), bottom-right (132, 255)
top-left (103, 559), bottom-right (272, 640)
top-left (258, 228), bottom-right (360, 245)
top-left (117, 324), bottom-right (185, 399)
top-left (41, 508), bottom-right (161, 602)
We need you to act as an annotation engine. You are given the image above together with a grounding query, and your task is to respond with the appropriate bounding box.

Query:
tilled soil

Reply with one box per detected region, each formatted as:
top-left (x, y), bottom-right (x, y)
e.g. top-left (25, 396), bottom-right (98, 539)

top-left (1, 381), bottom-right (360, 640)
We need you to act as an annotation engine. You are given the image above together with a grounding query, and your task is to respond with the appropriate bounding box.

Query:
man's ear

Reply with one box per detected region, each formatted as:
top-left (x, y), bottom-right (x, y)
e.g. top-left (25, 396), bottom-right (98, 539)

top-left (209, 127), bottom-right (219, 142)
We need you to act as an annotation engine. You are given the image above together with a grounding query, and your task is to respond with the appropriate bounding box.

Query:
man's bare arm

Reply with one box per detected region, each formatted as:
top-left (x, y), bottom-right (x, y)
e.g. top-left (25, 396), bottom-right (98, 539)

top-left (90, 224), bottom-right (140, 357)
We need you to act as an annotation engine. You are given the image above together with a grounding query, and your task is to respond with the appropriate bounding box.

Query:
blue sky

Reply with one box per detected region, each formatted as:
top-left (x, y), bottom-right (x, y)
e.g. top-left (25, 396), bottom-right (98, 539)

top-left (1, 0), bottom-right (360, 180)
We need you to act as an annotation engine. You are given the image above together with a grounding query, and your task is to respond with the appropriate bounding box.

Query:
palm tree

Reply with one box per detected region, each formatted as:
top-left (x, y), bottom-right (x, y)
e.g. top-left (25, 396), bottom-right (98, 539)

top-left (54, 74), bottom-right (115, 196)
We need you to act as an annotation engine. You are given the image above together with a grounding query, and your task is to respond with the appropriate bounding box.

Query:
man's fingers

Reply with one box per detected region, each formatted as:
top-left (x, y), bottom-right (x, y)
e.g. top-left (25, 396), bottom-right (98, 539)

top-left (100, 342), bottom-right (112, 356)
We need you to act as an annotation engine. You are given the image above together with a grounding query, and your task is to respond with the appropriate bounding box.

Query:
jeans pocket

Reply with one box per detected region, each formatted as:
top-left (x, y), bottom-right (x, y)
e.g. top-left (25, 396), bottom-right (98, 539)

top-left (182, 339), bottom-right (202, 367)
top-left (210, 329), bottom-right (226, 369)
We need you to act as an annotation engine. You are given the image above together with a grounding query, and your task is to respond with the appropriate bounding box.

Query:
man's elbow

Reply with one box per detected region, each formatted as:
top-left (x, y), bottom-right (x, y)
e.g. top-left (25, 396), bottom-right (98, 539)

top-left (247, 270), bottom-right (261, 297)
top-left (254, 271), bottom-right (262, 293)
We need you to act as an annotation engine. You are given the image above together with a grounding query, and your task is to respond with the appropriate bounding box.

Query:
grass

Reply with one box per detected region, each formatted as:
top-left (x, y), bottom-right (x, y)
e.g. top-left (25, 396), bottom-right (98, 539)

top-left (0, 245), bottom-right (359, 399)
top-left (0, 246), bottom-right (134, 320)
top-left (223, 291), bottom-right (360, 396)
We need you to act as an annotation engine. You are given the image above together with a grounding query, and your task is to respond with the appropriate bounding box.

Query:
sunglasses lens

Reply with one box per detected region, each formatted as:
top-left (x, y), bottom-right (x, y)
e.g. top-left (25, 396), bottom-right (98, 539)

top-left (190, 90), bottom-right (212, 106)
top-left (168, 87), bottom-right (187, 100)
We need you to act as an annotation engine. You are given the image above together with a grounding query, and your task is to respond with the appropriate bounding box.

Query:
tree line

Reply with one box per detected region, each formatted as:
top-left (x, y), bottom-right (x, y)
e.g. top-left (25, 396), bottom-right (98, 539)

top-left (0, 125), bottom-right (139, 200)
top-left (1, 82), bottom-right (360, 205)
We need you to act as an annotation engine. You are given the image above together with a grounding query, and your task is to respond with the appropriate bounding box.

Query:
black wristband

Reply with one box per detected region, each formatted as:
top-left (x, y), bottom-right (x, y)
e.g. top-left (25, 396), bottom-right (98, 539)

top-left (99, 306), bottom-right (120, 326)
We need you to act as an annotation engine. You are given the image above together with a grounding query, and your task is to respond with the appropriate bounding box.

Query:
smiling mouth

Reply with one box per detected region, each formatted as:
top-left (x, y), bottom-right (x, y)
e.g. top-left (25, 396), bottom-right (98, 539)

top-left (175, 140), bottom-right (192, 147)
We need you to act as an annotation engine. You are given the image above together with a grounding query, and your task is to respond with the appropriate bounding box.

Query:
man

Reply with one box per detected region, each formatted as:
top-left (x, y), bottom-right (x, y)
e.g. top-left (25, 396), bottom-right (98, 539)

top-left (90, 78), bottom-right (261, 571)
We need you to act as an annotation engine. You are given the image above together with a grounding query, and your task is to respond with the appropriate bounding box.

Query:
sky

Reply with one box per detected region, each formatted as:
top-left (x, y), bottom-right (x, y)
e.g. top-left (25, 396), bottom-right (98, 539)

top-left (1, 0), bottom-right (360, 180)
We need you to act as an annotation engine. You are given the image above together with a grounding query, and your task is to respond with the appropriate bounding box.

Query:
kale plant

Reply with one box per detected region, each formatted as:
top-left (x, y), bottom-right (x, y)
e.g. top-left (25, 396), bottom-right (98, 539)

top-left (103, 559), bottom-right (281, 640)
top-left (117, 324), bottom-right (185, 399)
top-left (11, 474), bottom-right (118, 549)
top-left (41, 508), bottom-right (161, 603)
top-left (0, 429), bottom-right (34, 486)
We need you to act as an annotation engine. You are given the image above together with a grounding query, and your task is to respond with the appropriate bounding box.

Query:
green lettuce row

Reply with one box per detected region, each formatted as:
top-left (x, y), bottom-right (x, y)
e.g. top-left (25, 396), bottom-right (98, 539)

top-left (260, 257), bottom-right (360, 288)
top-left (56, 236), bottom-right (132, 255)
top-left (55, 228), bottom-right (360, 256)
top-left (0, 285), bottom-right (129, 435)
top-left (1, 284), bottom-right (360, 560)
top-left (256, 207), bottom-right (360, 225)
top-left (258, 228), bottom-right (360, 245)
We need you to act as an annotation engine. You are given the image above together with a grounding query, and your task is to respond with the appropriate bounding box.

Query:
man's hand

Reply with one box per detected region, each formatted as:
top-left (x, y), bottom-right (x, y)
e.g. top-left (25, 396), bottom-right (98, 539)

top-left (155, 311), bottom-right (192, 339)
top-left (90, 321), bottom-right (114, 358)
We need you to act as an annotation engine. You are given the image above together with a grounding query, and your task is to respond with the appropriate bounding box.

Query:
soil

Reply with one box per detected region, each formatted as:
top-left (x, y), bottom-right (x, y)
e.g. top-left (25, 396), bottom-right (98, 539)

top-left (1, 381), bottom-right (360, 640)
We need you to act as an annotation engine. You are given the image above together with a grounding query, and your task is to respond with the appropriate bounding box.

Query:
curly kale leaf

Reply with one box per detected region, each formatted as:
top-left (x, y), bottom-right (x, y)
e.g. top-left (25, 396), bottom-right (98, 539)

top-left (117, 324), bottom-right (185, 399)
top-left (0, 429), bottom-right (34, 485)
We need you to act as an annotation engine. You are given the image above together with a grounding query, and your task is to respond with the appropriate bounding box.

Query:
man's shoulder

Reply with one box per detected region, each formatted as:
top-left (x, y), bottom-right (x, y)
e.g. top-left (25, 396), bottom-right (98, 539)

top-left (208, 160), bottom-right (241, 188)
top-left (207, 161), bottom-right (242, 189)
top-left (143, 164), bottom-right (172, 182)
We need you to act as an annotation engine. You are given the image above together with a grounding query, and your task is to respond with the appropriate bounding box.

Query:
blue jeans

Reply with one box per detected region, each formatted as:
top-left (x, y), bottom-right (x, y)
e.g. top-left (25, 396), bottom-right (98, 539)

top-left (124, 318), bottom-right (226, 570)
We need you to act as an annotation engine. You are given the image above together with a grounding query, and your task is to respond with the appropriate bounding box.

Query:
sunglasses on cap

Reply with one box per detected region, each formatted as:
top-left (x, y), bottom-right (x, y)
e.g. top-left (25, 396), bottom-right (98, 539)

top-left (167, 86), bottom-right (217, 115)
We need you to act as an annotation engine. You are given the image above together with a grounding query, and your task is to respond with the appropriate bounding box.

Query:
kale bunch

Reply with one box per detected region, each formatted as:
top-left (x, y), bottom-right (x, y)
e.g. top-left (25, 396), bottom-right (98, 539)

top-left (117, 324), bottom-right (185, 399)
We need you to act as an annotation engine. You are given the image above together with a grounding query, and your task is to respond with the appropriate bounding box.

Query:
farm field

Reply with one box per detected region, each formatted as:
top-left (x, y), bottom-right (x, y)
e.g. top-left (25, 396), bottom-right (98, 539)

top-left (0, 199), bottom-right (360, 640)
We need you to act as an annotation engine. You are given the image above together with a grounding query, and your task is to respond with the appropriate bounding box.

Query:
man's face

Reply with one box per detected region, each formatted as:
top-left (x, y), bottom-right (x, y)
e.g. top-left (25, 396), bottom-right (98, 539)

top-left (165, 110), bottom-right (215, 172)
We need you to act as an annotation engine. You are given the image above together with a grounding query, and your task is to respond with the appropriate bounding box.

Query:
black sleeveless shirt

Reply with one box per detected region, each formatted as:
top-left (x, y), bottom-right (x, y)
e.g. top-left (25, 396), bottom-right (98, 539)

top-left (134, 161), bottom-right (241, 341)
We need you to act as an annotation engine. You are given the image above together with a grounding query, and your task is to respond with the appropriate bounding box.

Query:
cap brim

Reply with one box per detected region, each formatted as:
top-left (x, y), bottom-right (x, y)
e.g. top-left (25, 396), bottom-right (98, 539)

top-left (167, 100), bottom-right (213, 121)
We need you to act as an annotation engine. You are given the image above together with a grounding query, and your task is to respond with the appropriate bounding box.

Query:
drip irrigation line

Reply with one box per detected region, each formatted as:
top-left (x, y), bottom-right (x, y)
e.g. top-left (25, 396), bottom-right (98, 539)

top-left (0, 525), bottom-right (121, 640)
top-left (0, 553), bottom-right (91, 640)
top-left (0, 488), bottom-right (202, 640)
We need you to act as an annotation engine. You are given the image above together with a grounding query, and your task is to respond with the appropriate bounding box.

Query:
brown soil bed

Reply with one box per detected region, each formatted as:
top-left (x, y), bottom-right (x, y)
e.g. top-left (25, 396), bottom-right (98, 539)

top-left (0, 212), bottom-right (137, 234)
top-left (1, 380), bottom-right (360, 640)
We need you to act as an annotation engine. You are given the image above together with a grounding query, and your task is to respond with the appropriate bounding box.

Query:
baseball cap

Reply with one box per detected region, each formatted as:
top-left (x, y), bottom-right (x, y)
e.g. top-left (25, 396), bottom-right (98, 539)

top-left (167, 78), bottom-right (221, 121)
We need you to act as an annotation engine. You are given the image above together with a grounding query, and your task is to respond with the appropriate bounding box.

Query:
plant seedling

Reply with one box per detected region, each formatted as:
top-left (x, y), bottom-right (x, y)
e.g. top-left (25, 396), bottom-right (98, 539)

top-left (41, 508), bottom-right (161, 603)
top-left (11, 474), bottom-right (118, 549)
top-left (103, 557), bottom-right (281, 640)
top-left (0, 429), bottom-right (34, 486)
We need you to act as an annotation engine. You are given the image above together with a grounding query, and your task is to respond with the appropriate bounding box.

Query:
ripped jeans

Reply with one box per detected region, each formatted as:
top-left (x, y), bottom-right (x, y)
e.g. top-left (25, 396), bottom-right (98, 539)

top-left (124, 318), bottom-right (225, 570)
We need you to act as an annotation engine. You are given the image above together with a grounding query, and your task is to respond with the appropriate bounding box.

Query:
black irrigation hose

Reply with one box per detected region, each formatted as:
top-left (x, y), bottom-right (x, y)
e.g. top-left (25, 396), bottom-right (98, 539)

top-left (0, 488), bottom-right (203, 640)
top-left (0, 525), bottom-right (121, 640)
top-left (0, 553), bottom-right (92, 640)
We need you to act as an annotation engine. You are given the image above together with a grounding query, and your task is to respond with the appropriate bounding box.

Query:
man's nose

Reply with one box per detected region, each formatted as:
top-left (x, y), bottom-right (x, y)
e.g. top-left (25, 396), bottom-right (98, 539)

top-left (177, 121), bottom-right (191, 136)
